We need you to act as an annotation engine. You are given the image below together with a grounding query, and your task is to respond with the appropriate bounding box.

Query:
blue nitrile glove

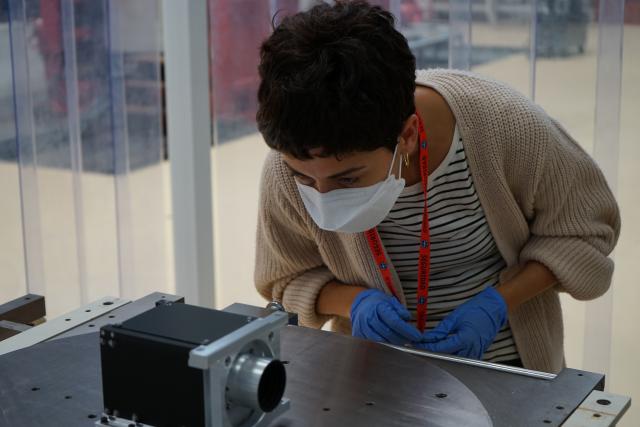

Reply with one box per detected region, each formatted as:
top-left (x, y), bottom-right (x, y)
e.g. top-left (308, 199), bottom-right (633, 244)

top-left (350, 289), bottom-right (422, 345)
top-left (418, 287), bottom-right (507, 359)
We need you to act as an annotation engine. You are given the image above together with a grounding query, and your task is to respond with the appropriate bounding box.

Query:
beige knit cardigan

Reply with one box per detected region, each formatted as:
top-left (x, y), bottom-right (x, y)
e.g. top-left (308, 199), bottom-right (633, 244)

top-left (254, 69), bottom-right (620, 373)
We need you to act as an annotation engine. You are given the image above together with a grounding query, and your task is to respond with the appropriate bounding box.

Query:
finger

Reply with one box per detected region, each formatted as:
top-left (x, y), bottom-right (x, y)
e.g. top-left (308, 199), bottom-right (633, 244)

top-left (370, 320), bottom-right (409, 345)
top-left (425, 334), bottom-right (466, 354)
top-left (352, 319), bottom-right (374, 340)
top-left (456, 329), bottom-right (484, 359)
top-left (422, 329), bottom-right (448, 343)
top-left (389, 297), bottom-right (412, 321)
top-left (421, 316), bottom-right (456, 343)
top-left (410, 341), bottom-right (432, 351)
top-left (455, 343), bottom-right (482, 360)
top-left (363, 326), bottom-right (387, 344)
top-left (433, 314), bottom-right (457, 335)
top-left (377, 304), bottom-right (422, 341)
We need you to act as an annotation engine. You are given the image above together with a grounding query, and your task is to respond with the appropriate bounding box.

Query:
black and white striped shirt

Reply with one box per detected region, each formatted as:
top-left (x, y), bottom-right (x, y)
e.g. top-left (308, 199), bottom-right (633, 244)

top-left (378, 127), bottom-right (520, 363)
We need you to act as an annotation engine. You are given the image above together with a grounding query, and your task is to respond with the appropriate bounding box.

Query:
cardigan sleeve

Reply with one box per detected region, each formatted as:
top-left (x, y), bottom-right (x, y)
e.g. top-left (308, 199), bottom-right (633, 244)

top-left (519, 121), bottom-right (621, 300)
top-left (254, 152), bottom-right (335, 328)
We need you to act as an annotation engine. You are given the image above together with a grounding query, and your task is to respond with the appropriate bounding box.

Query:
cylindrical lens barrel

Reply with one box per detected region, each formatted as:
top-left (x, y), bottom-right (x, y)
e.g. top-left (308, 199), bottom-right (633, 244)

top-left (226, 354), bottom-right (286, 412)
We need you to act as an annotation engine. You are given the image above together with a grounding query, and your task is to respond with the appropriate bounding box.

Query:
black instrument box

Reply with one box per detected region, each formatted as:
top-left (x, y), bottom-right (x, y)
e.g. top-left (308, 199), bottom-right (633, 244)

top-left (100, 302), bottom-right (253, 426)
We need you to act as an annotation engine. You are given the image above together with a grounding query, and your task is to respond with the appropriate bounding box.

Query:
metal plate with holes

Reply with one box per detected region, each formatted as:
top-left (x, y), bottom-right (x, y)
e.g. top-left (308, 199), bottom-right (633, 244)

top-left (0, 297), bottom-right (127, 356)
top-left (52, 292), bottom-right (184, 340)
top-left (224, 303), bottom-right (609, 427)
top-left (0, 296), bottom-right (626, 427)
top-left (0, 321), bottom-right (492, 427)
top-left (562, 390), bottom-right (631, 426)
top-left (425, 358), bottom-right (605, 426)
top-left (0, 332), bottom-right (104, 426)
top-left (274, 325), bottom-right (492, 427)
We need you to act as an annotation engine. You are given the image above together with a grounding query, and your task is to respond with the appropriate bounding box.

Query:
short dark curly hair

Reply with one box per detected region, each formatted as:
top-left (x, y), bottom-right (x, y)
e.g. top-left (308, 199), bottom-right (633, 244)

top-left (256, 1), bottom-right (416, 159)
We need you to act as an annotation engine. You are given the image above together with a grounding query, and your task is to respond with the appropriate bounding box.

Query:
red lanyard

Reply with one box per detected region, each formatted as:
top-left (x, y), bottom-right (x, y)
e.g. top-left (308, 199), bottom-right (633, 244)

top-left (365, 113), bottom-right (430, 332)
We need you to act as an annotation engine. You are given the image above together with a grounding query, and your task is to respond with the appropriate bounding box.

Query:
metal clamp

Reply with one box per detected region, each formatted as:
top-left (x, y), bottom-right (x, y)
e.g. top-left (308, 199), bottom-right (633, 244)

top-left (189, 311), bottom-right (290, 427)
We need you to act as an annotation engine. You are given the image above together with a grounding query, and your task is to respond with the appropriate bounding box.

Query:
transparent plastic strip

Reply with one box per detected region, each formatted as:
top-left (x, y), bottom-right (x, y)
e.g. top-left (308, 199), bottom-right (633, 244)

top-left (106, 0), bottom-right (135, 299)
top-left (7, 0), bottom-right (45, 295)
top-left (389, 0), bottom-right (402, 25)
top-left (528, 0), bottom-right (538, 101)
top-left (582, 0), bottom-right (625, 381)
top-left (269, 0), bottom-right (279, 20)
top-left (61, 0), bottom-right (88, 304)
top-left (449, 0), bottom-right (473, 70)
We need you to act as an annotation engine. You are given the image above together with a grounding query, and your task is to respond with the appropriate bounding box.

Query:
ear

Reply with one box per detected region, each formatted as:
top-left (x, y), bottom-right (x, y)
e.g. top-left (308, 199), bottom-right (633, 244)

top-left (397, 114), bottom-right (419, 156)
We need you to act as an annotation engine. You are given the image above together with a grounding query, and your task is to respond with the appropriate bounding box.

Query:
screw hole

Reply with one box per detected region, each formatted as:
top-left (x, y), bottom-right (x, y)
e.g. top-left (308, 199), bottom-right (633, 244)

top-left (103, 301), bottom-right (113, 306)
top-left (25, 297), bottom-right (30, 300)
top-left (556, 406), bottom-right (564, 410)
top-left (65, 318), bottom-right (71, 321)
top-left (577, 373), bottom-right (583, 377)
top-left (108, 315), bottom-right (115, 318)
top-left (365, 401), bottom-right (375, 406)
top-left (85, 309), bottom-right (91, 313)
top-left (268, 331), bottom-right (275, 341)
top-left (88, 324), bottom-right (95, 328)
top-left (323, 408), bottom-right (330, 412)
top-left (225, 356), bottom-right (231, 367)
top-left (31, 387), bottom-right (40, 391)
top-left (593, 413), bottom-right (602, 418)
top-left (597, 399), bottom-right (611, 406)
top-left (435, 393), bottom-right (447, 398)
top-left (88, 414), bottom-right (97, 419)
top-left (161, 296), bottom-right (166, 298)
top-left (543, 420), bottom-right (551, 424)
top-left (65, 395), bottom-right (72, 399)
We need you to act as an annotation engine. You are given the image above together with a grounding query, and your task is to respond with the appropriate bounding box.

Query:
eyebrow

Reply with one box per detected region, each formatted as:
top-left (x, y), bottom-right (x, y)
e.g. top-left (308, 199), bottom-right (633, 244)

top-left (283, 162), bottom-right (366, 180)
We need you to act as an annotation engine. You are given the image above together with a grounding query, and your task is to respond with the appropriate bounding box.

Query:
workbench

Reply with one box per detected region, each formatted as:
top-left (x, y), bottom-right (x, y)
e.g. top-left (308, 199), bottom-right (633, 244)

top-left (0, 293), bottom-right (631, 426)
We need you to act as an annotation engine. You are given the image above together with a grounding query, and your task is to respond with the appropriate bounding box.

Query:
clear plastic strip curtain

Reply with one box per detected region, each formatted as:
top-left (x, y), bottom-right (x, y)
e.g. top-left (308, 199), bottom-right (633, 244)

top-left (106, 0), bottom-right (135, 299)
top-left (584, 0), bottom-right (625, 377)
top-left (60, 0), bottom-right (88, 304)
top-left (449, 0), bottom-right (472, 70)
top-left (6, 0), bottom-right (168, 317)
top-left (7, 0), bottom-right (46, 297)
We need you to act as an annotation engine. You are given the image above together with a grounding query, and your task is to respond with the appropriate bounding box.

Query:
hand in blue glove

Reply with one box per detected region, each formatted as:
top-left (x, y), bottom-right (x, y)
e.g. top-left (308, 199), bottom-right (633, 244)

top-left (418, 286), bottom-right (507, 359)
top-left (350, 289), bottom-right (422, 345)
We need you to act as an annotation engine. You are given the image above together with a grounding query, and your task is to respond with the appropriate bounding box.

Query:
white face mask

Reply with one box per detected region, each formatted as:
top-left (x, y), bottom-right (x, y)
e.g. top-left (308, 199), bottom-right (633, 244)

top-left (296, 145), bottom-right (405, 233)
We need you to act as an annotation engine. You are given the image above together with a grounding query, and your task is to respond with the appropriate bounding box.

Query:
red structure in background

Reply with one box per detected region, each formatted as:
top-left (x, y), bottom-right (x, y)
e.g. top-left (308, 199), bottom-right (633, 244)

top-left (207, 0), bottom-right (422, 132)
top-left (33, 0), bottom-right (423, 131)
top-left (208, 0), bottom-right (273, 127)
top-left (34, 0), bottom-right (107, 115)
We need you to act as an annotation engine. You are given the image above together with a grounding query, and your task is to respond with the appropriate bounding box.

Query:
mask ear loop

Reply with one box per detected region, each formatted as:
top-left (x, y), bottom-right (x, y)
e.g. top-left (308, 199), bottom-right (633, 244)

top-left (389, 143), bottom-right (403, 180)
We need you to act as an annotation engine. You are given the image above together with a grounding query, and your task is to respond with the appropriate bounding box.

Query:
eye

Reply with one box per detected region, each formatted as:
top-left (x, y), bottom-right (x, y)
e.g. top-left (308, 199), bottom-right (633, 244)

top-left (338, 177), bottom-right (358, 186)
top-left (291, 173), bottom-right (314, 186)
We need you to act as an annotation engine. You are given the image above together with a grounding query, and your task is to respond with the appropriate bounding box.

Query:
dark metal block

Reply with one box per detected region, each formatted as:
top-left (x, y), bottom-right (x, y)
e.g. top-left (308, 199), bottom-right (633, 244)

top-left (0, 294), bottom-right (46, 325)
top-left (0, 320), bottom-right (31, 340)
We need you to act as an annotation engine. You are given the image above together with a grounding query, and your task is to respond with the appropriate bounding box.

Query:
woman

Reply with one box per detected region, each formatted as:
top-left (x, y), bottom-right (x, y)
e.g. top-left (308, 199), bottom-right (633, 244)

top-left (254, 1), bottom-right (620, 373)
